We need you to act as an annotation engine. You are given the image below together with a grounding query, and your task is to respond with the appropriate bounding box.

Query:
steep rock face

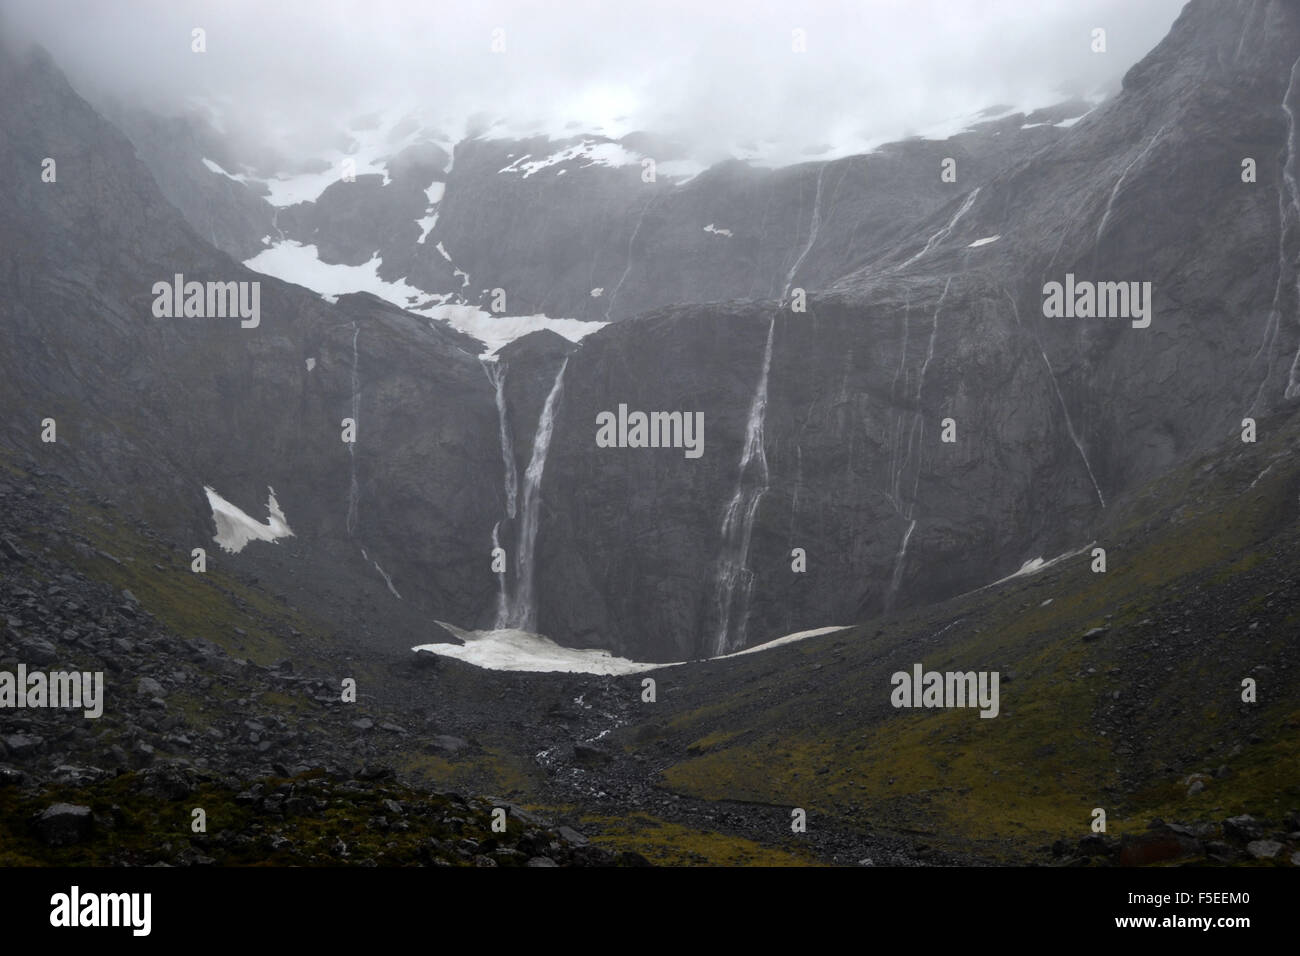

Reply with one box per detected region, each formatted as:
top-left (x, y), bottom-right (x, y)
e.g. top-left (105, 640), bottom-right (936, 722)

top-left (330, 115), bottom-right (1087, 324)
top-left (523, 0), bottom-right (1300, 660)
top-left (104, 94), bottom-right (1086, 329)
top-left (0, 44), bottom-right (502, 639)
top-left (7, 0), bottom-right (1298, 667)
top-left (277, 140), bottom-right (451, 269)
top-left (533, 287), bottom-right (1095, 661)
top-left (107, 105), bottom-right (276, 261)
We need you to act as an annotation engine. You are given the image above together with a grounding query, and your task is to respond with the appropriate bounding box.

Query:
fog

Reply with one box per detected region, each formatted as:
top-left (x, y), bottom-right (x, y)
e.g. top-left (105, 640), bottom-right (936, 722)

top-left (3, 0), bottom-right (1188, 165)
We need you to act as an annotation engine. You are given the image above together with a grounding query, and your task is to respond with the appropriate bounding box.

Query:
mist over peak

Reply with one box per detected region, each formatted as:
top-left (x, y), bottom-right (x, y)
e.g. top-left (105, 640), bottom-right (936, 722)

top-left (5, 0), bottom-right (1185, 166)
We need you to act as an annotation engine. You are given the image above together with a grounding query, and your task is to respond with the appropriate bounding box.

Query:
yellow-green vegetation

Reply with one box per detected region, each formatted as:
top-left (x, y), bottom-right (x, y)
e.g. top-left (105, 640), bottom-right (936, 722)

top-left (41, 488), bottom-right (357, 678)
top-left (397, 747), bottom-right (538, 797)
top-left (647, 418), bottom-right (1300, 862)
top-left (578, 812), bottom-right (819, 866)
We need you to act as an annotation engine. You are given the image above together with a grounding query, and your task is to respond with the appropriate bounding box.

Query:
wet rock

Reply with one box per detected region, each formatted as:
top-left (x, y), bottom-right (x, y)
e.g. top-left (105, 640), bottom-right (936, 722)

top-left (17, 637), bottom-right (57, 664)
top-left (1223, 815), bottom-right (1263, 842)
top-left (429, 735), bottom-right (469, 754)
top-left (36, 803), bottom-right (93, 846)
top-left (557, 825), bottom-right (589, 846)
top-left (3, 734), bottom-right (44, 758)
top-left (1246, 839), bottom-right (1283, 860)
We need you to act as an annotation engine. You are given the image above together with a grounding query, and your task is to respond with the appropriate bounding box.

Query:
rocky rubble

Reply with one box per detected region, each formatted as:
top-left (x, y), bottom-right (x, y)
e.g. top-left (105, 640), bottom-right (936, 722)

top-left (0, 462), bottom-right (637, 866)
top-left (1050, 813), bottom-right (1300, 867)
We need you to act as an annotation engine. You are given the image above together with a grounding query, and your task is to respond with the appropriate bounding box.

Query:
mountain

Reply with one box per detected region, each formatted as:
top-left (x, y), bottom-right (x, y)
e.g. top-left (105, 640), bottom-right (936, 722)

top-left (7, 0), bottom-right (1300, 665)
top-left (516, 0), bottom-right (1300, 659)
top-left (2, 0), bottom-right (1299, 870)
top-left (110, 93), bottom-right (1093, 332)
top-left (0, 40), bottom-right (502, 644)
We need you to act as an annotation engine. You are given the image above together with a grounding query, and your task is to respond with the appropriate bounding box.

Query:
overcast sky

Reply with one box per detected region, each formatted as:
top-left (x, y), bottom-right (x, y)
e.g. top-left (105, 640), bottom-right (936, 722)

top-left (4, 0), bottom-right (1188, 165)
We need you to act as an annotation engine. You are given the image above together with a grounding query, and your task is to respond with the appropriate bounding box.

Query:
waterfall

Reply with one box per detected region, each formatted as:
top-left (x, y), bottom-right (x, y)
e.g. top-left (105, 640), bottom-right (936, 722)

top-left (1280, 55), bottom-right (1300, 400)
top-left (781, 165), bottom-right (827, 301)
top-left (1004, 290), bottom-right (1105, 507)
top-left (885, 520), bottom-right (917, 611)
top-left (491, 521), bottom-right (508, 626)
top-left (712, 318), bottom-right (777, 655)
top-left (605, 198), bottom-right (655, 322)
top-left (884, 279), bottom-right (951, 612)
top-left (346, 322), bottom-right (360, 536)
top-left (1095, 124), bottom-right (1170, 245)
top-left (481, 357), bottom-right (518, 519)
top-left (896, 187), bottom-right (980, 272)
top-left (501, 358), bottom-right (569, 630)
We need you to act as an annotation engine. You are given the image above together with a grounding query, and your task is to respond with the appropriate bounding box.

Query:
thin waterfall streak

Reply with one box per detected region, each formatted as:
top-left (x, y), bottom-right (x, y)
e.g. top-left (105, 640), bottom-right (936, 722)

top-left (1095, 124), bottom-right (1170, 245)
top-left (712, 318), bottom-right (777, 655)
top-left (895, 188), bottom-right (980, 272)
top-left (346, 323), bottom-right (360, 536)
top-left (605, 198), bottom-right (653, 322)
top-left (1279, 55), bottom-right (1300, 398)
top-left (1004, 290), bottom-right (1105, 508)
top-left (782, 165), bottom-right (827, 300)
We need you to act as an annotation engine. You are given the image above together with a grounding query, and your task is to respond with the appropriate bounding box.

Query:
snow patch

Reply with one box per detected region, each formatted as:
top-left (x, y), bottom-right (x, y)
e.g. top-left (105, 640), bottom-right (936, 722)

top-left (416, 211), bottom-right (438, 244)
top-left (413, 623), bottom-right (853, 674)
top-left (244, 238), bottom-right (605, 354)
top-left (498, 140), bottom-right (640, 178)
top-left (255, 107), bottom-right (431, 206)
top-left (421, 304), bottom-right (605, 355)
top-left (417, 623), bottom-right (658, 675)
top-left (967, 235), bottom-right (1001, 248)
top-left (243, 241), bottom-right (434, 310)
top-left (306, 357), bottom-right (316, 371)
top-left (716, 626), bottom-right (851, 658)
top-left (590, 287), bottom-right (604, 297)
top-left (703, 223), bottom-right (733, 238)
top-left (201, 157), bottom-right (254, 183)
top-left (204, 485), bottom-right (294, 554)
top-left (971, 542), bottom-right (1097, 594)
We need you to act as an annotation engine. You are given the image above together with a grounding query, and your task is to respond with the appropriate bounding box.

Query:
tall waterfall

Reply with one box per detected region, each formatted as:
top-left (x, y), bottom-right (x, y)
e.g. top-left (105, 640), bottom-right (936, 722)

top-left (491, 520), bottom-right (507, 627)
top-left (499, 358), bottom-right (569, 631)
top-left (711, 318), bottom-right (777, 655)
top-left (481, 357), bottom-right (519, 519)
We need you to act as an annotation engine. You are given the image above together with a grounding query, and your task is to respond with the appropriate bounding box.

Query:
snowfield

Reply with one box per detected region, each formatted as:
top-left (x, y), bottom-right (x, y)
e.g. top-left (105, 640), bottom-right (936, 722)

top-left (242, 241), bottom-right (606, 354)
top-left (412, 623), bottom-right (852, 674)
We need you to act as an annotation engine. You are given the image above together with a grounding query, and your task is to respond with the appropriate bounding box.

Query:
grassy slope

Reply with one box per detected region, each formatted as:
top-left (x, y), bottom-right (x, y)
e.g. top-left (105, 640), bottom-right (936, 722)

top-left (627, 407), bottom-right (1300, 862)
